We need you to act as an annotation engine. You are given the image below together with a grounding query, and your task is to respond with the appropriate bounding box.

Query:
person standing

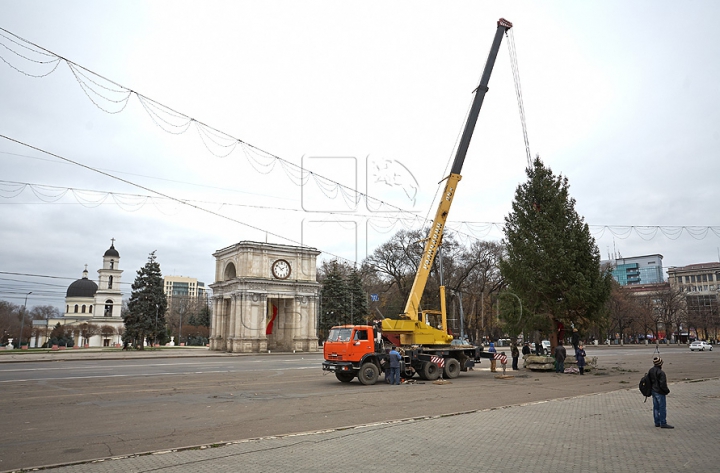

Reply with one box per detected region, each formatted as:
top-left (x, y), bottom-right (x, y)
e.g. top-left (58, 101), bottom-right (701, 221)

top-left (649, 356), bottom-right (673, 428)
top-left (488, 342), bottom-right (497, 372)
top-left (535, 341), bottom-right (543, 356)
top-left (575, 344), bottom-right (587, 375)
top-left (522, 342), bottom-right (531, 361)
top-left (511, 343), bottom-right (520, 370)
top-left (388, 346), bottom-right (402, 385)
top-left (554, 341), bottom-right (566, 373)
top-left (571, 328), bottom-right (580, 349)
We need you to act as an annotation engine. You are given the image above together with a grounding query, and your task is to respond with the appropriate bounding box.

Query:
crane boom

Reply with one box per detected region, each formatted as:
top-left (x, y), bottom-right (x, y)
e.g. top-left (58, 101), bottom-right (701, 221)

top-left (383, 18), bottom-right (512, 344)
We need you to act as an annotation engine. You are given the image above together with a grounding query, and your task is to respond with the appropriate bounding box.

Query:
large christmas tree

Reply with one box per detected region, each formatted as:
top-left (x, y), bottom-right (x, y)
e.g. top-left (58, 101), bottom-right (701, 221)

top-left (500, 157), bottom-right (612, 348)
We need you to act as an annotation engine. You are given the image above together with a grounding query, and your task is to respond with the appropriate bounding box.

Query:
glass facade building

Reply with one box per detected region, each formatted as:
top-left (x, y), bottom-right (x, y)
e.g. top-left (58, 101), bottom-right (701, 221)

top-left (605, 254), bottom-right (664, 286)
top-left (163, 276), bottom-right (206, 299)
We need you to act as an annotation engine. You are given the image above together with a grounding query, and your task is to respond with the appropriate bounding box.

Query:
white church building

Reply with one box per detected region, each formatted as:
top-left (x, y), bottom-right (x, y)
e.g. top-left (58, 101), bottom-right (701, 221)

top-left (33, 240), bottom-right (125, 348)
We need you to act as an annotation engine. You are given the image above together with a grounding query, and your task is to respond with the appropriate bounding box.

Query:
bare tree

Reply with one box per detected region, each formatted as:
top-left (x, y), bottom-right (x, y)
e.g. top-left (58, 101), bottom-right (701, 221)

top-left (633, 293), bottom-right (659, 341)
top-left (100, 324), bottom-right (117, 346)
top-left (0, 300), bottom-right (20, 345)
top-left (166, 295), bottom-right (205, 344)
top-left (686, 294), bottom-right (719, 341)
top-left (458, 240), bottom-right (506, 342)
top-left (79, 322), bottom-right (100, 346)
top-left (30, 305), bottom-right (61, 320)
top-left (605, 282), bottom-right (637, 343)
top-left (363, 229), bottom-right (425, 310)
top-left (653, 286), bottom-right (686, 343)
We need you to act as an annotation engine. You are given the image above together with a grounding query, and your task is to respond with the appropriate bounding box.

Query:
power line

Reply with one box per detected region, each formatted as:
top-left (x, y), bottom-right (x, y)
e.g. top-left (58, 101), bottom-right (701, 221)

top-left (0, 134), bottom-right (357, 263)
top-left (0, 150), bottom-right (296, 202)
top-left (0, 26), bottom-right (415, 215)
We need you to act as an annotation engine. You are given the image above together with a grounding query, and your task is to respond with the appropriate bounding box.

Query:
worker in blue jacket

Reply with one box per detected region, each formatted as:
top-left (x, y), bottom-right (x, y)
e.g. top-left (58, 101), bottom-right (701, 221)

top-left (388, 346), bottom-right (402, 385)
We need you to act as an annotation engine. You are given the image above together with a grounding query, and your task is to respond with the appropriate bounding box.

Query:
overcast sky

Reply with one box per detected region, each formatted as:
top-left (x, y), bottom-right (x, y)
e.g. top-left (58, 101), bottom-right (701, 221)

top-left (2, 1), bottom-right (720, 311)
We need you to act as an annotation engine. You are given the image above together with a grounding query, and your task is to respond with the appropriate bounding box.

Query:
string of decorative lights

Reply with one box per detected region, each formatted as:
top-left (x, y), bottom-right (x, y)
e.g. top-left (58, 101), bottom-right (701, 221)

top-left (0, 26), bottom-right (405, 213)
top-left (2, 178), bottom-right (719, 242)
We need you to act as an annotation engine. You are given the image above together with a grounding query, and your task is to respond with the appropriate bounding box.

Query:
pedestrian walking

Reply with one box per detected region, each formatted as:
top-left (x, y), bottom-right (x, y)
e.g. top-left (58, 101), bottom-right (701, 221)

top-left (648, 356), bottom-right (673, 428)
top-left (388, 346), bottom-right (402, 385)
top-left (575, 344), bottom-right (586, 375)
top-left (554, 341), bottom-right (566, 373)
top-left (511, 343), bottom-right (520, 370)
top-left (488, 342), bottom-right (497, 372)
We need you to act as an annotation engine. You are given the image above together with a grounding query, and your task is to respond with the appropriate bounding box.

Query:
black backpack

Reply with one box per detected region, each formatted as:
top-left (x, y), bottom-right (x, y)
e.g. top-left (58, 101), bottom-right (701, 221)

top-left (639, 371), bottom-right (652, 400)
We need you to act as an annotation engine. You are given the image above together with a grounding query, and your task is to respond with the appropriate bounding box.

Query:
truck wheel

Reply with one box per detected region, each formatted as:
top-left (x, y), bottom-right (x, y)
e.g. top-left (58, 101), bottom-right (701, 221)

top-left (335, 372), bottom-right (354, 383)
top-left (443, 358), bottom-right (461, 379)
top-left (358, 363), bottom-right (379, 385)
top-left (421, 361), bottom-right (440, 381)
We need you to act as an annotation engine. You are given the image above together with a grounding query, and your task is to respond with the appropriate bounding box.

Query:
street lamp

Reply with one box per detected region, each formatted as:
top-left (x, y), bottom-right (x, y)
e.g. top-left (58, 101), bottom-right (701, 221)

top-left (154, 304), bottom-right (159, 346)
top-left (19, 291), bottom-right (32, 349)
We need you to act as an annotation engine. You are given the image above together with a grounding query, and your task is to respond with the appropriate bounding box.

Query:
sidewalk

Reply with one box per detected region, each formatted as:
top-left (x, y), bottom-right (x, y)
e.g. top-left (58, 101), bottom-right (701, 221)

top-left (18, 377), bottom-right (718, 473)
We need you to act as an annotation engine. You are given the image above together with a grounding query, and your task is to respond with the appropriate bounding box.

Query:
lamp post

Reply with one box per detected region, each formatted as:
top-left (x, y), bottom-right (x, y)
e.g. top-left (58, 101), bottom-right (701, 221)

top-left (19, 291), bottom-right (32, 349)
top-left (154, 304), bottom-right (159, 346)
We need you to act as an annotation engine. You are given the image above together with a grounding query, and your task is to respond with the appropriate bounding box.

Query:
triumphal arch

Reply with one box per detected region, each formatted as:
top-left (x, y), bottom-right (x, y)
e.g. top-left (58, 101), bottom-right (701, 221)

top-left (209, 241), bottom-right (320, 353)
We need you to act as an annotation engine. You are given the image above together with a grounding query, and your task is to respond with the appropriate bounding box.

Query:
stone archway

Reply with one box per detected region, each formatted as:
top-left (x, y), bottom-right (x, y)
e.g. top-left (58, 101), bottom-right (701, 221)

top-left (209, 242), bottom-right (320, 353)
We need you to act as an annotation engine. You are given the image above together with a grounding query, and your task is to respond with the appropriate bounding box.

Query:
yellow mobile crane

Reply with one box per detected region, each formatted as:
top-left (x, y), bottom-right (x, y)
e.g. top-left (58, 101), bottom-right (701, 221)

top-left (323, 18), bottom-right (513, 384)
top-left (381, 18), bottom-right (513, 346)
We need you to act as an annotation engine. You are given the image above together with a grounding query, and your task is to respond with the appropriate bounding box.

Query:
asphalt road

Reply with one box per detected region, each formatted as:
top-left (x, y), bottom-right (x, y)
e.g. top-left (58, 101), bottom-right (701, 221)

top-left (0, 345), bottom-right (716, 472)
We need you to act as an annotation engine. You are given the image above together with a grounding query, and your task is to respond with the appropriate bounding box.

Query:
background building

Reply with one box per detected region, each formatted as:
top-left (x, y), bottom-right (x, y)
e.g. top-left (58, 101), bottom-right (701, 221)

top-left (604, 254), bottom-right (664, 286)
top-left (668, 262), bottom-right (720, 342)
top-left (163, 275), bottom-right (209, 345)
top-left (164, 276), bottom-right (206, 299)
top-left (668, 262), bottom-right (720, 294)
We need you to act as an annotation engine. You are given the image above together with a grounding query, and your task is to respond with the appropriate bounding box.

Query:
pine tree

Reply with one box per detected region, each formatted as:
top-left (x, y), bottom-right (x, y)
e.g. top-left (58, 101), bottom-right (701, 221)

top-left (318, 260), bottom-right (352, 339)
top-left (123, 251), bottom-right (168, 349)
top-left (499, 157), bottom-right (612, 347)
top-left (189, 303), bottom-right (211, 328)
top-left (348, 267), bottom-right (370, 325)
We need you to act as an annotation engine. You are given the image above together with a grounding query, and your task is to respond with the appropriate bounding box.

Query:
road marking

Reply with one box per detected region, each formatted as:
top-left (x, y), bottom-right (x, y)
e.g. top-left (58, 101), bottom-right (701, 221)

top-left (0, 359), bottom-right (317, 373)
top-left (0, 366), bottom-right (319, 383)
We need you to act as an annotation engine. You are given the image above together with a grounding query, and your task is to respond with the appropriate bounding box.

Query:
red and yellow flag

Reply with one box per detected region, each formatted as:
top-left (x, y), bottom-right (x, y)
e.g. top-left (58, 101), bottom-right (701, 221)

top-left (266, 304), bottom-right (278, 335)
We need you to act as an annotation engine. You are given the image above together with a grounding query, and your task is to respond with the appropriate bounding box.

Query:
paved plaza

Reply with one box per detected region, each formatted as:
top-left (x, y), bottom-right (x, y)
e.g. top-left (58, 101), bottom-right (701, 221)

top-left (16, 376), bottom-right (718, 473)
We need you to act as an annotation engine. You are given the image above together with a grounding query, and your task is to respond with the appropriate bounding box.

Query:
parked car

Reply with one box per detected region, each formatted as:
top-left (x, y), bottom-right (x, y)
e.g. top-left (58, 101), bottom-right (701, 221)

top-left (530, 340), bottom-right (551, 355)
top-left (689, 341), bottom-right (713, 351)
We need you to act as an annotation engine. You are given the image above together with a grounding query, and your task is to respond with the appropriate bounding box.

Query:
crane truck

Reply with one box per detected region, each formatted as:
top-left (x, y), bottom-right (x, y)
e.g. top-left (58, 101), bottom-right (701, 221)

top-left (322, 18), bottom-right (513, 385)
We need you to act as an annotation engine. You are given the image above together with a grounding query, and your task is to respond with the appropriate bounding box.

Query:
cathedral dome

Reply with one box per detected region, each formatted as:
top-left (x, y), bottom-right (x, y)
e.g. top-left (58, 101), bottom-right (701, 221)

top-left (104, 243), bottom-right (119, 258)
top-left (66, 271), bottom-right (98, 298)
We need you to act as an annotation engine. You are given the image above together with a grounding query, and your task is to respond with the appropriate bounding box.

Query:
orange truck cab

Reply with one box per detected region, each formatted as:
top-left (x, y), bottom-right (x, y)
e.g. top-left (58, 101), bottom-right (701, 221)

top-left (322, 325), bottom-right (386, 385)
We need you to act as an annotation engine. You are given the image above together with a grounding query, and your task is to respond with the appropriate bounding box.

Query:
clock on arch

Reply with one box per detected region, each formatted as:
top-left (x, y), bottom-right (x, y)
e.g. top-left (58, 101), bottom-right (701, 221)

top-left (271, 259), bottom-right (291, 279)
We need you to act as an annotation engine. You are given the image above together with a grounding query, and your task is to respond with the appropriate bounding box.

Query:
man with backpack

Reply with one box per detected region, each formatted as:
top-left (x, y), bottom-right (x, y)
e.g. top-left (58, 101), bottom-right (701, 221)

top-left (648, 356), bottom-right (673, 429)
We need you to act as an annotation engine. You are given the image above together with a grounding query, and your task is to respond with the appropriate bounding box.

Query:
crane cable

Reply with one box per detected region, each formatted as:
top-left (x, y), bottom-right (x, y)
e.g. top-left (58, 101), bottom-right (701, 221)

top-left (506, 28), bottom-right (533, 169)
